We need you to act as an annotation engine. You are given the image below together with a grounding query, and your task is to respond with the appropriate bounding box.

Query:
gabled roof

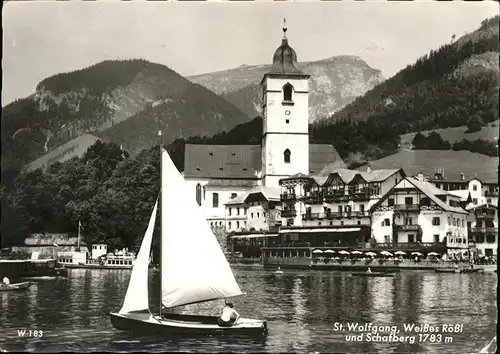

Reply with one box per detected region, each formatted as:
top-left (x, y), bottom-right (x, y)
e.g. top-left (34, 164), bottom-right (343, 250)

top-left (184, 143), bottom-right (345, 179)
top-left (184, 144), bottom-right (261, 179)
top-left (466, 202), bottom-right (498, 211)
top-left (224, 186), bottom-right (280, 206)
top-left (360, 168), bottom-right (404, 182)
top-left (369, 177), bottom-right (469, 215)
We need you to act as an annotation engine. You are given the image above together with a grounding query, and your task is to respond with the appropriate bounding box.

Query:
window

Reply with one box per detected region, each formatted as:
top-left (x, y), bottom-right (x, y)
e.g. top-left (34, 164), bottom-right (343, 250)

top-left (338, 206), bottom-right (343, 213)
top-left (405, 218), bottom-right (413, 225)
top-left (236, 221), bottom-right (240, 229)
top-left (357, 220), bottom-right (361, 225)
top-left (284, 149), bottom-right (291, 163)
top-left (360, 204), bottom-right (365, 214)
top-left (434, 234), bottom-right (439, 243)
top-left (416, 234), bottom-right (422, 243)
top-left (432, 217), bottom-right (440, 226)
top-left (263, 212), bottom-right (266, 217)
top-left (251, 213), bottom-right (254, 218)
top-left (461, 219), bottom-right (464, 227)
top-left (383, 218), bottom-right (391, 227)
top-left (244, 207), bottom-right (247, 215)
top-left (388, 198), bottom-right (395, 207)
top-left (237, 208), bottom-right (240, 216)
top-left (283, 83), bottom-right (293, 102)
top-left (384, 235), bottom-right (390, 243)
top-left (196, 184), bottom-right (202, 206)
top-left (285, 119), bottom-right (290, 124)
top-left (408, 234), bottom-right (415, 243)
top-left (228, 208), bottom-right (232, 216)
top-left (228, 221), bottom-right (232, 229)
top-left (257, 212), bottom-right (260, 218)
top-left (212, 193), bottom-right (219, 208)
top-left (473, 198), bottom-right (478, 205)
top-left (473, 185), bottom-right (477, 191)
top-left (405, 197), bottom-right (413, 205)
top-left (340, 221), bottom-right (344, 226)
top-left (231, 193), bottom-right (237, 199)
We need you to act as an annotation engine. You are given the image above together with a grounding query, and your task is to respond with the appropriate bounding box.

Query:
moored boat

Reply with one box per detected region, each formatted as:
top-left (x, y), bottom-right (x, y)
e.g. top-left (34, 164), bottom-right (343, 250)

top-left (0, 281), bottom-right (31, 292)
top-left (110, 145), bottom-right (267, 336)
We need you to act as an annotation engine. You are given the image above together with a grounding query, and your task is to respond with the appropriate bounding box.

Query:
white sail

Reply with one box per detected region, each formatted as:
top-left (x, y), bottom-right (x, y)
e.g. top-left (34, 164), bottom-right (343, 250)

top-left (119, 200), bottom-right (158, 314)
top-left (160, 148), bottom-right (243, 308)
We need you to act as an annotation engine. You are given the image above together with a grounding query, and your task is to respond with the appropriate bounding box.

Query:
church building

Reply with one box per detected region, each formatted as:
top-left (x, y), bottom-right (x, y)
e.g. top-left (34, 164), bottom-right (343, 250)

top-left (183, 22), bottom-right (345, 226)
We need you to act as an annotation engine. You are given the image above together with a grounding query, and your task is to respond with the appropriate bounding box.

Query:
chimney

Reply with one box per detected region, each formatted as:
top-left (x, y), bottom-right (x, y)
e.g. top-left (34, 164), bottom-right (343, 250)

top-left (460, 173), bottom-right (465, 181)
top-left (417, 173), bottom-right (424, 181)
top-left (366, 165), bottom-right (371, 173)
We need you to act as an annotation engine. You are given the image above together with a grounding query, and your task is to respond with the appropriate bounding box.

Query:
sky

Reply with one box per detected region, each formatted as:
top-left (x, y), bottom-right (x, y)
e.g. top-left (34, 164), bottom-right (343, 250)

top-left (2, 1), bottom-right (498, 106)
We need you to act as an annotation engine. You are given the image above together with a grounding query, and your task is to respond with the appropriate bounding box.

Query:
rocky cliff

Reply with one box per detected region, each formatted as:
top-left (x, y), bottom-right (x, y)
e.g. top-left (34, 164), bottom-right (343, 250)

top-left (188, 55), bottom-right (384, 123)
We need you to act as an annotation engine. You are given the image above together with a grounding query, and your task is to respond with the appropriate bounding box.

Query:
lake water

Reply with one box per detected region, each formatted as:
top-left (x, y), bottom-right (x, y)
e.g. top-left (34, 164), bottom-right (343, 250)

top-left (0, 267), bottom-right (497, 353)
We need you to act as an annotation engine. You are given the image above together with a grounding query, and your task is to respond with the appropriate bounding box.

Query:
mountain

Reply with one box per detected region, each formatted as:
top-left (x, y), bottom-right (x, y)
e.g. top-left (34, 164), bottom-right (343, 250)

top-left (188, 55), bottom-right (384, 123)
top-left (1, 59), bottom-right (250, 175)
top-left (358, 150), bottom-right (498, 184)
top-left (326, 16), bottom-right (499, 132)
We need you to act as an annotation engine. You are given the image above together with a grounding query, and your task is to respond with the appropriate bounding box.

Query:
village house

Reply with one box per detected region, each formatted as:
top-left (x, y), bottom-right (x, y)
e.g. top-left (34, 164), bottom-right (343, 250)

top-left (467, 203), bottom-right (497, 257)
top-left (369, 177), bottom-right (470, 255)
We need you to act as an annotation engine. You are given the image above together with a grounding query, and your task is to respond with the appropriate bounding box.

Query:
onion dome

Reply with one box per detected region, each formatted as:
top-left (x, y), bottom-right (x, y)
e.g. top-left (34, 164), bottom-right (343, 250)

top-left (269, 19), bottom-right (305, 75)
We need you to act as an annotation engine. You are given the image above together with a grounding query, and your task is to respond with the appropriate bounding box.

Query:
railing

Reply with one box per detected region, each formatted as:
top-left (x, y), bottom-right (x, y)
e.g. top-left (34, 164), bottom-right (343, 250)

top-left (370, 242), bottom-right (441, 249)
top-left (394, 204), bottom-right (421, 212)
top-left (304, 193), bottom-right (324, 204)
top-left (324, 191), bottom-right (348, 202)
top-left (351, 192), bottom-right (371, 201)
top-left (469, 227), bottom-right (498, 234)
top-left (485, 190), bottom-right (499, 197)
top-left (281, 209), bottom-right (297, 218)
top-left (280, 193), bottom-right (297, 201)
top-left (474, 212), bottom-right (495, 219)
top-left (394, 224), bottom-right (420, 231)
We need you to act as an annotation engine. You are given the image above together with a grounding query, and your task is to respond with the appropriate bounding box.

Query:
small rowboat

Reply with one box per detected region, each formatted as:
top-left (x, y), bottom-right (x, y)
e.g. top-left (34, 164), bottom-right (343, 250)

top-left (0, 281), bottom-right (31, 292)
top-left (351, 272), bottom-right (394, 277)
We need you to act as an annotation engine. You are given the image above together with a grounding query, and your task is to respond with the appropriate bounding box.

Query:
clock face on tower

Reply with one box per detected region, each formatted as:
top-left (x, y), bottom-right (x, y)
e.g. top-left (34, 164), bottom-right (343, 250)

top-left (285, 110), bottom-right (291, 116)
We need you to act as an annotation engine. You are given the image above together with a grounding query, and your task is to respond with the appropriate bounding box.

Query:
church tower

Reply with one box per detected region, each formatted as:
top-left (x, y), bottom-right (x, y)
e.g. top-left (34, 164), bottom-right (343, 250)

top-left (261, 20), bottom-right (310, 187)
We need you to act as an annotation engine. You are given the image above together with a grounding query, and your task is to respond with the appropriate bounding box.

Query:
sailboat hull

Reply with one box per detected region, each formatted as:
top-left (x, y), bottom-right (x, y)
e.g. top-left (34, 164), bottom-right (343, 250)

top-left (110, 311), bottom-right (268, 336)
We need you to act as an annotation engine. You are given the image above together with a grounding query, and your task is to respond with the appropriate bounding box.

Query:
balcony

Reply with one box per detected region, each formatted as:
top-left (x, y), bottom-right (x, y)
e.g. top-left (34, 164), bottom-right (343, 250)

top-left (469, 227), bottom-right (498, 234)
top-left (351, 192), bottom-right (371, 201)
top-left (394, 224), bottom-right (420, 231)
top-left (394, 204), bottom-right (421, 212)
top-left (304, 192), bottom-right (324, 204)
top-left (324, 190), bottom-right (348, 202)
top-left (302, 213), bottom-right (324, 220)
top-left (369, 242), bottom-right (442, 250)
top-left (475, 212), bottom-right (495, 220)
top-left (280, 193), bottom-right (297, 202)
top-left (485, 190), bottom-right (499, 197)
top-left (281, 209), bottom-right (297, 218)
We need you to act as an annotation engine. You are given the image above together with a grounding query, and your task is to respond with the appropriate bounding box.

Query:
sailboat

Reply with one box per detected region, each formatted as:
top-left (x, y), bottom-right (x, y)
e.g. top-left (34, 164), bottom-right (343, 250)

top-left (110, 146), bottom-right (268, 335)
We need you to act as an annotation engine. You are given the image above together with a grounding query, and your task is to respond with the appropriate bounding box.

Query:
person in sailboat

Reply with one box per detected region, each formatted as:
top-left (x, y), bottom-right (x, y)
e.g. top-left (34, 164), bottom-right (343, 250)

top-left (217, 302), bottom-right (240, 327)
top-left (1, 276), bottom-right (10, 287)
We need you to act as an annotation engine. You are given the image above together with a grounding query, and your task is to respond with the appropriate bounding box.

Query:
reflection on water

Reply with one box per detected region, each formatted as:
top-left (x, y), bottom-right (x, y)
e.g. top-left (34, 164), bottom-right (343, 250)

top-left (0, 269), bottom-right (496, 353)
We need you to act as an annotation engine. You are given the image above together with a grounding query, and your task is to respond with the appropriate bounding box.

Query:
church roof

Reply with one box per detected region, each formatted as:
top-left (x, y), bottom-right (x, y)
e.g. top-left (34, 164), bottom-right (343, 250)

top-left (184, 143), bottom-right (345, 179)
top-left (263, 21), bottom-right (309, 79)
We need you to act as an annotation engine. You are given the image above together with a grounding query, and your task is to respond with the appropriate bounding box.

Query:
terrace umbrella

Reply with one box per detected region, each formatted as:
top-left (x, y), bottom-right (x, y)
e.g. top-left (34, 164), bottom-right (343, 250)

top-left (351, 251), bottom-right (362, 255)
top-left (324, 250), bottom-right (335, 254)
top-left (338, 250), bottom-right (350, 255)
top-left (428, 252), bottom-right (439, 256)
top-left (312, 249), bottom-right (324, 254)
top-left (380, 251), bottom-right (393, 257)
top-left (365, 252), bottom-right (377, 257)
top-left (395, 251), bottom-right (406, 255)
top-left (411, 252), bottom-right (423, 256)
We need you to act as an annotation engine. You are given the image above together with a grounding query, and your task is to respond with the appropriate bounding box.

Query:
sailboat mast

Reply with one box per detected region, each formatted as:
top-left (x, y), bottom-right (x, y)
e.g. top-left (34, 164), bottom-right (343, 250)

top-left (159, 130), bottom-right (163, 318)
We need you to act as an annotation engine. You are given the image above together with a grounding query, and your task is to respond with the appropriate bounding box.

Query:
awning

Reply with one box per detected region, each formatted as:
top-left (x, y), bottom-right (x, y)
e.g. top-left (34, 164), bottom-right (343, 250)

top-left (229, 234), bottom-right (279, 239)
top-left (279, 228), bottom-right (361, 234)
